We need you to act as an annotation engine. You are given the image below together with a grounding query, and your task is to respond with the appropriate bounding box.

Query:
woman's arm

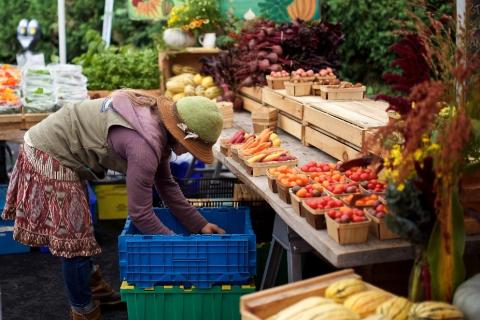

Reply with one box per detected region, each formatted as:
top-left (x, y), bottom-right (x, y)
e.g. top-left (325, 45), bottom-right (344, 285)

top-left (108, 126), bottom-right (173, 235)
top-left (153, 156), bottom-right (209, 233)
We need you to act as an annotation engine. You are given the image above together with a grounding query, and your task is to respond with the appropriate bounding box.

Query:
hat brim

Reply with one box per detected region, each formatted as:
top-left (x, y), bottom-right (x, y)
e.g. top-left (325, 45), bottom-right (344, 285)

top-left (157, 97), bottom-right (215, 164)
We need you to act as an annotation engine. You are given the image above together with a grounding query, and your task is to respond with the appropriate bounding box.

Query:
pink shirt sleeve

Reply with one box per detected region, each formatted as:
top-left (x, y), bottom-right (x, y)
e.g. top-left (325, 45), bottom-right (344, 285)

top-left (107, 126), bottom-right (207, 234)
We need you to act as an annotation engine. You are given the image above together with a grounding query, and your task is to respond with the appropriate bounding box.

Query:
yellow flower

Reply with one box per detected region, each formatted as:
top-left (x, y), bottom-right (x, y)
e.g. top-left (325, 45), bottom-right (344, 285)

top-left (391, 170), bottom-right (399, 179)
top-left (427, 143), bottom-right (440, 153)
top-left (397, 183), bottom-right (405, 191)
top-left (414, 149), bottom-right (423, 161)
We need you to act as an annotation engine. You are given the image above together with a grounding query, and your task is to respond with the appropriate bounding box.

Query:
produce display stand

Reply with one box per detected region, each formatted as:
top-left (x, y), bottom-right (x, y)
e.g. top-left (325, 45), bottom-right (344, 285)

top-left (213, 111), bottom-right (480, 289)
top-left (239, 86), bottom-right (263, 113)
top-left (260, 87), bottom-right (389, 160)
top-left (158, 47), bottom-right (223, 94)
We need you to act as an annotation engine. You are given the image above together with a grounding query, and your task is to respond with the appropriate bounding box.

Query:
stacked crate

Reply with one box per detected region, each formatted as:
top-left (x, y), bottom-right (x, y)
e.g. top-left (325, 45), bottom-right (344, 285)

top-left (118, 206), bottom-right (257, 320)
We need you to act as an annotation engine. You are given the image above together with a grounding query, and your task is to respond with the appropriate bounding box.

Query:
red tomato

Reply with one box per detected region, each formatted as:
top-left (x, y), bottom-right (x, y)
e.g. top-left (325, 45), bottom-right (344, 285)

top-left (300, 165), bottom-right (309, 172)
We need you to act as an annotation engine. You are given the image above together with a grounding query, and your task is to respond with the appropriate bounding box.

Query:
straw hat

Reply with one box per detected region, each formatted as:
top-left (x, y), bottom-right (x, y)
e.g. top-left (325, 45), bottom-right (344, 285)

top-left (158, 96), bottom-right (223, 164)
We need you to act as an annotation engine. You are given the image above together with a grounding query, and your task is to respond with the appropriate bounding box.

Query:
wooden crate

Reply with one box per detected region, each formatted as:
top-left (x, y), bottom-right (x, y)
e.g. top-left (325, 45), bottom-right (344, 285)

top-left (325, 214), bottom-right (371, 245)
top-left (242, 96), bottom-right (262, 113)
top-left (278, 113), bottom-right (304, 142)
top-left (320, 86), bottom-right (366, 100)
top-left (239, 86), bottom-right (263, 102)
top-left (266, 76), bottom-right (289, 90)
top-left (23, 113), bottom-right (50, 129)
top-left (302, 202), bottom-right (329, 230)
top-left (158, 48), bottom-right (222, 93)
top-left (289, 189), bottom-right (323, 217)
top-left (233, 183), bottom-right (263, 201)
top-left (242, 159), bottom-right (298, 177)
top-left (276, 182), bottom-right (292, 204)
top-left (365, 209), bottom-right (400, 240)
top-left (252, 107), bottom-right (277, 133)
top-left (304, 126), bottom-right (361, 161)
top-left (262, 87), bottom-right (303, 120)
top-left (0, 113), bottom-right (23, 130)
top-left (240, 269), bottom-right (394, 320)
top-left (284, 81), bottom-right (312, 97)
top-left (265, 169), bottom-right (278, 193)
top-left (216, 101), bottom-right (233, 129)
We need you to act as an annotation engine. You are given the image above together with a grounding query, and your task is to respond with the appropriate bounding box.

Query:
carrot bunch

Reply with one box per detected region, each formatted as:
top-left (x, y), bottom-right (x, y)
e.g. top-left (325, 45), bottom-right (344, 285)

top-left (239, 129), bottom-right (273, 156)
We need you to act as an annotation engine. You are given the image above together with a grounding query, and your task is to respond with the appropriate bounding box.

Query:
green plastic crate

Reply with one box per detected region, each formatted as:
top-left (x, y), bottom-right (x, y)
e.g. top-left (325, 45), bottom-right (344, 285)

top-left (120, 281), bottom-right (255, 320)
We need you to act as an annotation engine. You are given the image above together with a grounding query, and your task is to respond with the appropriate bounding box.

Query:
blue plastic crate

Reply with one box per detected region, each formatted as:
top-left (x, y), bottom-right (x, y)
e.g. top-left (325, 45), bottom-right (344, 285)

top-left (118, 207), bottom-right (256, 288)
top-left (0, 184), bottom-right (29, 255)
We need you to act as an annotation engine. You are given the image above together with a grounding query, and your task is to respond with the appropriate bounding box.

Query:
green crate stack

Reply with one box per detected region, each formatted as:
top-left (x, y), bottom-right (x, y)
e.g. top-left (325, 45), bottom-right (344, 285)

top-left (120, 281), bottom-right (255, 320)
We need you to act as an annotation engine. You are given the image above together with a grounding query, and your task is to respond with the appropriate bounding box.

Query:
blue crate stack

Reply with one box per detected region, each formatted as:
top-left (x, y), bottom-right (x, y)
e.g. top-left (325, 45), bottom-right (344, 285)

top-left (118, 206), bottom-right (257, 320)
top-left (0, 184), bottom-right (30, 255)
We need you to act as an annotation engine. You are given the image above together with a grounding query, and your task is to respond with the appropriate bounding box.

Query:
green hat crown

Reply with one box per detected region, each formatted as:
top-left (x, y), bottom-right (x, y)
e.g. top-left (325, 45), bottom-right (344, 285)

top-left (176, 96), bottom-right (223, 144)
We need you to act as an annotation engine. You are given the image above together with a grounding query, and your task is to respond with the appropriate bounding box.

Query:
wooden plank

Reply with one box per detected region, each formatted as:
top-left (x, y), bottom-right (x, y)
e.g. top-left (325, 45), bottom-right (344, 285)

top-left (0, 129), bottom-right (25, 143)
top-left (23, 113), bottom-right (50, 129)
top-left (335, 100), bottom-right (389, 124)
top-left (304, 105), bottom-right (364, 147)
top-left (308, 100), bottom-right (385, 128)
top-left (262, 87), bottom-right (303, 120)
top-left (277, 113), bottom-right (303, 141)
top-left (242, 96), bottom-right (262, 113)
top-left (0, 114), bottom-right (23, 131)
top-left (239, 86), bottom-right (263, 102)
top-left (304, 126), bottom-right (361, 161)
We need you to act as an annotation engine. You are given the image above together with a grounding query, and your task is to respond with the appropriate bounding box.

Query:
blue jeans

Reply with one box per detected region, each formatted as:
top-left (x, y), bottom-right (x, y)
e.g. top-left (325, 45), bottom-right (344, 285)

top-left (61, 256), bottom-right (93, 311)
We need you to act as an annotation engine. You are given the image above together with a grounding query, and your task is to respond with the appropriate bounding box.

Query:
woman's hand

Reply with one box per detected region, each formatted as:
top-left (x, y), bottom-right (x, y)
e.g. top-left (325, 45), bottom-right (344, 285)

top-left (201, 223), bottom-right (226, 234)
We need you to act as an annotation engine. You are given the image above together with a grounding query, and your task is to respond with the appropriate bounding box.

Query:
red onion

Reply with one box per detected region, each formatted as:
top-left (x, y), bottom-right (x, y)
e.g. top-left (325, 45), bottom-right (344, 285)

top-left (240, 76), bottom-right (253, 87)
top-left (234, 96), bottom-right (243, 110)
top-left (249, 61), bottom-right (258, 72)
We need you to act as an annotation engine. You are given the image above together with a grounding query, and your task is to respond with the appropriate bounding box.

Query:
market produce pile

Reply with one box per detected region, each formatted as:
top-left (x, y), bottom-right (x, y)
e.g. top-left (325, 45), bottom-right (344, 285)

top-left (0, 64), bottom-right (89, 114)
top-left (268, 277), bottom-right (464, 320)
top-left (22, 66), bottom-right (56, 113)
top-left (0, 64), bottom-right (21, 113)
top-left (165, 64), bottom-right (222, 102)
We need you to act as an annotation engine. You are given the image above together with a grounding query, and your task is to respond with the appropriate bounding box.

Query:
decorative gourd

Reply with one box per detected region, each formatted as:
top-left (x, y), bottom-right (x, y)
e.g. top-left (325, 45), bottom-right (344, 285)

top-left (296, 303), bottom-right (360, 320)
top-left (364, 315), bottom-right (391, 320)
top-left (325, 278), bottom-right (367, 303)
top-left (453, 274), bottom-right (480, 320)
top-left (409, 301), bottom-right (464, 320)
top-left (376, 297), bottom-right (411, 320)
top-left (271, 296), bottom-right (334, 320)
top-left (363, 314), bottom-right (392, 320)
top-left (344, 290), bottom-right (393, 318)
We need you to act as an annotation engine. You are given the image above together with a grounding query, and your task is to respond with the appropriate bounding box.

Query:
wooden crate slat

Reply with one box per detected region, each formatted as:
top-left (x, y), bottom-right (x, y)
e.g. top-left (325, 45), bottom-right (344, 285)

top-left (308, 100), bottom-right (385, 128)
top-left (304, 126), bottom-right (361, 161)
top-left (239, 86), bottom-right (263, 102)
top-left (262, 88), bottom-right (303, 120)
top-left (277, 113), bottom-right (303, 141)
top-left (303, 105), bottom-right (364, 147)
top-left (242, 96), bottom-right (262, 113)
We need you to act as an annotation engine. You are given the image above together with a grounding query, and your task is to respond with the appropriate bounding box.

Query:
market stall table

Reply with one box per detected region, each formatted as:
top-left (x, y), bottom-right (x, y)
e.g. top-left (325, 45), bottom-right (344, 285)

top-left (213, 111), bottom-right (480, 289)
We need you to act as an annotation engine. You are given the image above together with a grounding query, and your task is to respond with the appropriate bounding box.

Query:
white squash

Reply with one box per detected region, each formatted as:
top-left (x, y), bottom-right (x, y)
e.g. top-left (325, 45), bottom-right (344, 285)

top-left (453, 274), bottom-right (480, 320)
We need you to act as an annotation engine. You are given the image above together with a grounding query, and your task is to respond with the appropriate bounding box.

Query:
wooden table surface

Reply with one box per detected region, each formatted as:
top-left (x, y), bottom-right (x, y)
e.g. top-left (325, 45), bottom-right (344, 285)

top-left (214, 112), bottom-right (480, 267)
top-left (0, 129), bottom-right (25, 144)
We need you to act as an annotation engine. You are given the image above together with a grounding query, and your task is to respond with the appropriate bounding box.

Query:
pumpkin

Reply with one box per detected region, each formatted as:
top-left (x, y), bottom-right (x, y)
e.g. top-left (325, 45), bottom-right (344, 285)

top-left (409, 301), bottom-right (463, 320)
top-left (453, 274), bottom-right (480, 320)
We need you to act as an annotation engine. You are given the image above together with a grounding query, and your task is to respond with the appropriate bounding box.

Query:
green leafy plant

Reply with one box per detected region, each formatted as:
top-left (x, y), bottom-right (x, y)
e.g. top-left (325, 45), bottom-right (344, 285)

top-left (73, 31), bottom-right (159, 90)
top-left (0, 0), bottom-right (164, 64)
